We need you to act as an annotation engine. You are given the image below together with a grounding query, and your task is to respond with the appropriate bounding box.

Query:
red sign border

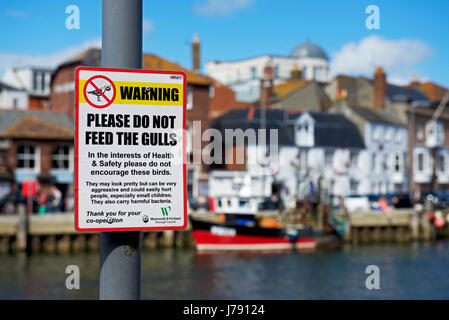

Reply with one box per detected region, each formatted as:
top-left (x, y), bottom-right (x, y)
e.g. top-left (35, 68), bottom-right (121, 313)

top-left (75, 66), bottom-right (187, 232)
top-left (83, 74), bottom-right (116, 108)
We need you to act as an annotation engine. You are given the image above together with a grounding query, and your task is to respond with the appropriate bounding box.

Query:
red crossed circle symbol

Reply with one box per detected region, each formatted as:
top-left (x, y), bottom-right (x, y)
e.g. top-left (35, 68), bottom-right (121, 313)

top-left (83, 75), bottom-right (116, 108)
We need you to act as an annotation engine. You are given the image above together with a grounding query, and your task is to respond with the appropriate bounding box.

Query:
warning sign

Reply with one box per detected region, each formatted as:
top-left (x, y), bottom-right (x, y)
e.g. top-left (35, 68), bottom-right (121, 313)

top-left (75, 67), bottom-right (187, 232)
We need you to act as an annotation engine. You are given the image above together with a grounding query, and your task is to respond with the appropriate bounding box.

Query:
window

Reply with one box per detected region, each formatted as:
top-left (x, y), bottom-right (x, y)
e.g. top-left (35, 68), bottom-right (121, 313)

top-left (302, 66), bottom-right (307, 78)
top-left (382, 154), bottom-right (388, 170)
top-left (274, 65), bottom-right (279, 78)
top-left (187, 169), bottom-right (195, 197)
top-left (324, 150), bottom-right (333, 166)
top-left (300, 151), bottom-right (308, 171)
top-left (372, 126), bottom-right (381, 141)
top-left (372, 153), bottom-right (378, 172)
top-left (313, 66), bottom-right (322, 80)
top-left (52, 146), bottom-right (70, 169)
top-left (250, 67), bottom-right (257, 80)
top-left (417, 152), bottom-right (424, 172)
top-left (17, 144), bottom-right (36, 169)
top-left (186, 85), bottom-right (193, 110)
top-left (239, 200), bottom-right (249, 208)
top-left (378, 183), bottom-right (383, 194)
top-left (394, 153), bottom-right (401, 173)
top-left (303, 122), bottom-right (309, 133)
top-left (384, 128), bottom-right (392, 141)
top-left (395, 130), bottom-right (402, 143)
top-left (185, 123), bottom-right (192, 154)
top-left (33, 72), bottom-right (38, 91)
top-left (417, 124), bottom-right (424, 140)
top-left (439, 153), bottom-right (445, 173)
top-left (350, 179), bottom-right (359, 194)
top-left (35, 72), bottom-right (42, 92)
top-left (41, 72), bottom-right (46, 91)
top-left (350, 151), bottom-right (358, 168)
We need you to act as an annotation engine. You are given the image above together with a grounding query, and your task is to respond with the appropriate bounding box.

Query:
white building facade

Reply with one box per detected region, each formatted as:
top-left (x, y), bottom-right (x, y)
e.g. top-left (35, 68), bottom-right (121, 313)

top-left (209, 144), bottom-right (299, 213)
top-left (363, 121), bottom-right (408, 194)
top-left (206, 42), bottom-right (330, 102)
top-left (0, 82), bottom-right (28, 110)
top-left (291, 112), bottom-right (366, 198)
top-left (3, 67), bottom-right (52, 97)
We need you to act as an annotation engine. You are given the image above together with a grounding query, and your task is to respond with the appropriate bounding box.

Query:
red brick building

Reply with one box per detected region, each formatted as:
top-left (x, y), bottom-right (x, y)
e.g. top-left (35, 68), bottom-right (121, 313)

top-left (0, 110), bottom-right (74, 212)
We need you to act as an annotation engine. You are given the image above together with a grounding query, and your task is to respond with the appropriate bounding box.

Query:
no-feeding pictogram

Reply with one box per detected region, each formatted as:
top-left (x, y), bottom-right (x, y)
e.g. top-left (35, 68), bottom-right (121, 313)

top-left (83, 75), bottom-right (116, 108)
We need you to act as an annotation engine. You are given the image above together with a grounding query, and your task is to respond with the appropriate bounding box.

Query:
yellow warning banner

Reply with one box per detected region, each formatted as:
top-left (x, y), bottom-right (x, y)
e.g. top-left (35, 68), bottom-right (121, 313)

top-left (79, 80), bottom-right (184, 106)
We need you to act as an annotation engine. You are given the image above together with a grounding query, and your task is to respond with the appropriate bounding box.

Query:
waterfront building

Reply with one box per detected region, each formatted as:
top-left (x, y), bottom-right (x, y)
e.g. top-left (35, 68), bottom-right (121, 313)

top-left (331, 101), bottom-right (408, 195)
top-left (208, 108), bottom-right (299, 212)
top-left (326, 67), bottom-right (449, 196)
top-left (288, 111), bottom-right (365, 198)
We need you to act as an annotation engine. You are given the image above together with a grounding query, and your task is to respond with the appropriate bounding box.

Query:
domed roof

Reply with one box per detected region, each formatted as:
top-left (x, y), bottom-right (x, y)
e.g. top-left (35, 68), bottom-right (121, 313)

top-left (290, 41), bottom-right (328, 61)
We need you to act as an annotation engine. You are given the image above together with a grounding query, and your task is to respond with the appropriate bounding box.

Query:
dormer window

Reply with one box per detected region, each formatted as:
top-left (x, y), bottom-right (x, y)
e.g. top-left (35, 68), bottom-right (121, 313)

top-left (296, 118), bottom-right (314, 147)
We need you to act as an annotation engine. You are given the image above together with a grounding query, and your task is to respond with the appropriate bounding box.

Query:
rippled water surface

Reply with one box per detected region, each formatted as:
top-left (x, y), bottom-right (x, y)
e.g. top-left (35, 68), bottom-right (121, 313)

top-left (1, 241), bottom-right (449, 299)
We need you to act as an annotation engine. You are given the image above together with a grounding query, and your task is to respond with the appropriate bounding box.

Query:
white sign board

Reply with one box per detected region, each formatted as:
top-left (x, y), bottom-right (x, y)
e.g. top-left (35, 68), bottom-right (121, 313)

top-left (75, 67), bottom-right (186, 232)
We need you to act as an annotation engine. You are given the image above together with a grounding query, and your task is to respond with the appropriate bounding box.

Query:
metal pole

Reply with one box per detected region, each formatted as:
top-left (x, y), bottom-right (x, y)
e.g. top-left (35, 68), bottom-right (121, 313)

top-left (100, 0), bottom-right (142, 300)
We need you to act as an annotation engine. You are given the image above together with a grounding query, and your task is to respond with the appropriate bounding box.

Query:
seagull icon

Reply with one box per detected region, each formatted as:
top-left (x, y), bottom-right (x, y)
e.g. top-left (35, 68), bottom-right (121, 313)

top-left (87, 85), bottom-right (111, 101)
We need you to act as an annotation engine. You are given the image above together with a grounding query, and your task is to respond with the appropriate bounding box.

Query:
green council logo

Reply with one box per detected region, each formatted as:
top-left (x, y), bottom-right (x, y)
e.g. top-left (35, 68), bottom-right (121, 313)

top-left (161, 206), bottom-right (171, 216)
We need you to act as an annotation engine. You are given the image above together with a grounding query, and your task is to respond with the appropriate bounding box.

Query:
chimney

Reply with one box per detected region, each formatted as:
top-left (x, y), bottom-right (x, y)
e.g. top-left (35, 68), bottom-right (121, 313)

top-left (290, 64), bottom-right (302, 79)
top-left (409, 74), bottom-right (420, 89)
top-left (260, 64), bottom-right (274, 105)
top-left (373, 67), bottom-right (386, 109)
top-left (193, 33), bottom-right (200, 73)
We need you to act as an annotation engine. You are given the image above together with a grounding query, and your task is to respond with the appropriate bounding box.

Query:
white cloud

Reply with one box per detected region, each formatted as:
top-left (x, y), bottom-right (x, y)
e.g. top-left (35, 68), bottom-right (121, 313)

top-left (330, 36), bottom-right (433, 85)
top-left (143, 19), bottom-right (155, 35)
top-left (0, 38), bottom-right (101, 75)
top-left (195, 0), bottom-right (254, 16)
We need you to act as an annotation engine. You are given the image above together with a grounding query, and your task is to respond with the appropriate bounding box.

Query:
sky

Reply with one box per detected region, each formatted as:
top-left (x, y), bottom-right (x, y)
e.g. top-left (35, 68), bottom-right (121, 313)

top-left (1, 0), bottom-right (448, 87)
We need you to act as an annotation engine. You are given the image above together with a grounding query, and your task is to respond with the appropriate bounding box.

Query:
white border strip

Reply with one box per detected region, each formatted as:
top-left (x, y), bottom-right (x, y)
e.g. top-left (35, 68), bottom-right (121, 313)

top-left (196, 243), bottom-right (293, 251)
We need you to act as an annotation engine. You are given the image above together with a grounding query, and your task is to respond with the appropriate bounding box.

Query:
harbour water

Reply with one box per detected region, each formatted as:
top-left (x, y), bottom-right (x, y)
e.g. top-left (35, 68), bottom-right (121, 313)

top-left (1, 241), bottom-right (449, 299)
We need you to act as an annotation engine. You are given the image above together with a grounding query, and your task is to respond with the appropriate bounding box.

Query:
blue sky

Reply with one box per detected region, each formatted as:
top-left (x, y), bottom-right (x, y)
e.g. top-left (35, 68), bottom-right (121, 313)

top-left (1, 0), bottom-right (448, 86)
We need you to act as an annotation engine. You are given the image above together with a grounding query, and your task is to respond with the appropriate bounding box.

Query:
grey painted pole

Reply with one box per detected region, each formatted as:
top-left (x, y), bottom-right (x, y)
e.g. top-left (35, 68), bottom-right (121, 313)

top-left (100, 0), bottom-right (142, 300)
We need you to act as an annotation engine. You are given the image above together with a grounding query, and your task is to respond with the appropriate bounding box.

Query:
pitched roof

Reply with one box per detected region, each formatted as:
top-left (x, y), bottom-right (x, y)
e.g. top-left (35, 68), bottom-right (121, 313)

top-left (210, 108), bottom-right (294, 146)
top-left (273, 78), bottom-right (309, 99)
top-left (216, 108), bottom-right (287, 122)
top-left (386, 83), bottom-right (429, 103)
top-left (348, 105), bottom-right (405, 126)
top-left (0, 81), bottom-right (25, 92)
top-left (57, 48), bottom-right (212, 86)
top-left (0, 110), bottom-right (74, 140)
top-left (333, 74), bottom-right (430, 105)
top-left (416, 82), bottom-right (449, 103)
top-left (291, 111), bottom-right (365, 149)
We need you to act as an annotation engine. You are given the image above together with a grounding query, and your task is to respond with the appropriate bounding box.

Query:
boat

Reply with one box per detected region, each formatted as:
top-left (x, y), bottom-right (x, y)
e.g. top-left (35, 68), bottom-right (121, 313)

top-left (189, 213), bottom-right (342, 252)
